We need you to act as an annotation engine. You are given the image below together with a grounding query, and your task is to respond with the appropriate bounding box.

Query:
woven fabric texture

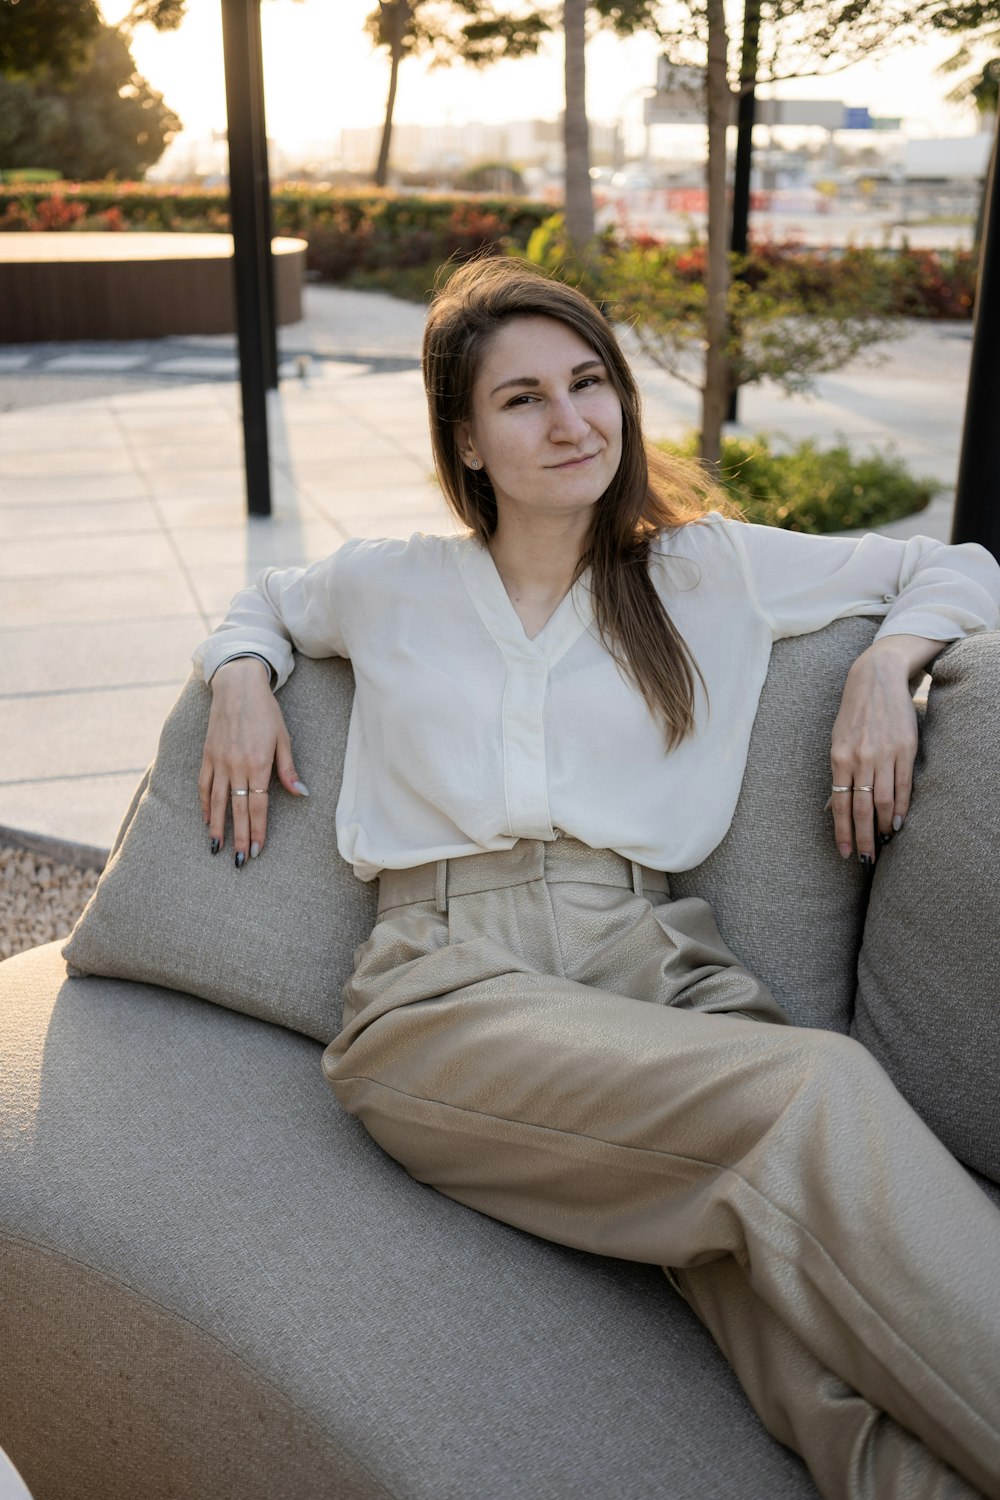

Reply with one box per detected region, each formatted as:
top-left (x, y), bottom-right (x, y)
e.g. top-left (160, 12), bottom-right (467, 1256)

top-left (0, 942), bottom-right (814, 1500)
top-left (63, 657), bottom-right (377, 1043)
top-left (854, 632), bottom-right (1000, 1184)
top-left (671, 616), bottom-right (879, 1032)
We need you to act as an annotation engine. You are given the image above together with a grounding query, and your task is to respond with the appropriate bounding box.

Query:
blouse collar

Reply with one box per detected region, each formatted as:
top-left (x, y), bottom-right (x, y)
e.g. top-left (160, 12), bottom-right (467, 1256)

top-left (456, 535), bottom-right (596, 666)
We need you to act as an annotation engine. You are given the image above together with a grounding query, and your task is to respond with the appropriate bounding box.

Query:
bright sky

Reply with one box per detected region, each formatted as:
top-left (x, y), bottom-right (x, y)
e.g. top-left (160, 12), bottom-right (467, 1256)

top-left (104, 0), bottom-right (986, 159)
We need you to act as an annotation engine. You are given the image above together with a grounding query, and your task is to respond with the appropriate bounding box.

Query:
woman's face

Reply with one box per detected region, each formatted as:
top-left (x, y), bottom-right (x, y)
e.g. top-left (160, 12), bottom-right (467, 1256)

top-left (456, 315), bottom-right (623, 530)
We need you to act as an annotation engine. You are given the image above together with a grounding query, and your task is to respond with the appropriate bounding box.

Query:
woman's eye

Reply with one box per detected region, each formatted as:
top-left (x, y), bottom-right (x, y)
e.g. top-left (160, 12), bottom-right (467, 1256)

top-left (573, 375), bottom-right (601, 390)
top-left (505, 393), bottom-right (537, 408)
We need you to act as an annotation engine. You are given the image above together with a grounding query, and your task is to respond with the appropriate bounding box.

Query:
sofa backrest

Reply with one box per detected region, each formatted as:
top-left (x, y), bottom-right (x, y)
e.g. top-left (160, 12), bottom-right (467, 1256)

top-left (64, 617), bottom-right (880, 1041)
top-left (673, 614), bottom-right (878, 1031)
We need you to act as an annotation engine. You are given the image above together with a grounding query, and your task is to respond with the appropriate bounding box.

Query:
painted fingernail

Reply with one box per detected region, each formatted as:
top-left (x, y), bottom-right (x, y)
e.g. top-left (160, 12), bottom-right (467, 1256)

top-left (292, 780), bottom-right (310, 797)
top-left (892, 815), bottom-right (903, 831)
top-left (250, 841), bottom-right (261, 859)
top-left (859, 853), bottom-right (874, 869)
top-left (878, 833), bottom-right (893, 848)
top-left (235, 851), bottom-right (246, 869)
top-left (210, 837), bottom-right (221, 855)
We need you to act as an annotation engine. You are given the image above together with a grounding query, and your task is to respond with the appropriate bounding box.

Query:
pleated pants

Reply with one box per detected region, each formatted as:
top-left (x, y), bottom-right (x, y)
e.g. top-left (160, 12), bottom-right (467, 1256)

top-left (321, 838), bottom-right (1000, 1500)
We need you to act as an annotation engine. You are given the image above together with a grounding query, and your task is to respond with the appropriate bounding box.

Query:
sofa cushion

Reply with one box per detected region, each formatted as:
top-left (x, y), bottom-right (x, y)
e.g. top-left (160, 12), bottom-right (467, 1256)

top-left (1, 943), bottom-right (815, 1500)
top-left (64, 618), bottom-right (876, 1041)
top-left (63, 658), bottom-right (377, 1043)
top-left (671, 615), bottom-right (879, 1032)
top-left (854, 633), bottom-right (1000, 1184)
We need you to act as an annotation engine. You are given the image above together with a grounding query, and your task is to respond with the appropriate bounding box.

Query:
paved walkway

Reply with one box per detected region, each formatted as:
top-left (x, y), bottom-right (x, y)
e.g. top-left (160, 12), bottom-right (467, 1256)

top-left (0, 286), bottom-right (971, 859)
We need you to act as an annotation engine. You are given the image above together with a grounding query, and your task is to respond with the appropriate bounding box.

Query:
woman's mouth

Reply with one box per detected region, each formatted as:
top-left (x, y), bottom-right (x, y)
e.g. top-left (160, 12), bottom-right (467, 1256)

top-left (549, 451), bottom-right (600, 469)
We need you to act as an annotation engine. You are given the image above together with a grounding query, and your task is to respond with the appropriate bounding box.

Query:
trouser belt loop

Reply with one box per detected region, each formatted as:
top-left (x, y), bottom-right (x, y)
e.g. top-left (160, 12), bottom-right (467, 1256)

top-left (435, 859), bottom-right (449, 915)
top-left (630, 860), bottom-right (644, 898)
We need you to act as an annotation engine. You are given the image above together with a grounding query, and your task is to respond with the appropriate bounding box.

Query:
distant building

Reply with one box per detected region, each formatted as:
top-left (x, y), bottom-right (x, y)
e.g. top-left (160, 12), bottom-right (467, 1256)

top-left (339, 118), bottom-right (617, 178)
top-left (902, 133), bottom-right (992, 181)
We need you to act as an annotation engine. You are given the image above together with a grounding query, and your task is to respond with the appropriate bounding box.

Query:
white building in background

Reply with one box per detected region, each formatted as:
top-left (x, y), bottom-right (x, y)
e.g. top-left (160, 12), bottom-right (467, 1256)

top-left (902, 132), bottom-right (993, 180)
top-left (339, 118), bottom-right (617, 178)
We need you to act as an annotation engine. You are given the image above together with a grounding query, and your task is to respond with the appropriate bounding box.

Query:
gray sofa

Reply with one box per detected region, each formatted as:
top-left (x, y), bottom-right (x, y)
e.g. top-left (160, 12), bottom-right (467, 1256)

top-left (2, 617), bottom-right (998, 1500)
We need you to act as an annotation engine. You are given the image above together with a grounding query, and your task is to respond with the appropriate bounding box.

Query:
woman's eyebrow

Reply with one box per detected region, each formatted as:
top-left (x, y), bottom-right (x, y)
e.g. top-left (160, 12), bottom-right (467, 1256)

top-left (489, 358), bottom-right (604, 397)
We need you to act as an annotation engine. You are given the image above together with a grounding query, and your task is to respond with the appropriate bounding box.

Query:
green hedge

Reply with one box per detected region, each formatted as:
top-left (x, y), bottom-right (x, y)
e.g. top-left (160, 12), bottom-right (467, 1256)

top-left (0, 182), bottom-right (977, 317)
top-left (633, 236), bottom-right (977, 322)
top-left (659, 434), bottom-right (939, 533)
top-left (0, 183), bottom-right (551, 282)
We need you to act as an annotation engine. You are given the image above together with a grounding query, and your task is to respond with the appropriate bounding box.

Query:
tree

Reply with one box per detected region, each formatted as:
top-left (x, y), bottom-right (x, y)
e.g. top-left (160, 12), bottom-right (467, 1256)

top-left (0, 0), bottom-right (101, 80)
top-left (365, 0), bottom-right (549, 188)
top-left (559, 0), bottom-right (666, 244)
top-left (940, 41), bottom-right (1000, 247)
top-left (643, 0), bottom-right (979, 461)
top-left (564, 0), bottom-right (590, 241)
top-left (0, 23), bottom-right (181, 179)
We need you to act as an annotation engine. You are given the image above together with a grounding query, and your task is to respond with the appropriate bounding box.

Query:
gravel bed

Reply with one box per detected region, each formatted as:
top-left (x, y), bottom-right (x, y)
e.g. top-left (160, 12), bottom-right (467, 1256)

top-left (0, 843), bottom-right (102, 961)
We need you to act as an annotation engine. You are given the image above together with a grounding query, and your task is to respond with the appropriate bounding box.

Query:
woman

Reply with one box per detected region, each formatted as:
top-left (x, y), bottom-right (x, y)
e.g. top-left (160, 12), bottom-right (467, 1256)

top-left (195, 258), bottom-right (1000, 1500)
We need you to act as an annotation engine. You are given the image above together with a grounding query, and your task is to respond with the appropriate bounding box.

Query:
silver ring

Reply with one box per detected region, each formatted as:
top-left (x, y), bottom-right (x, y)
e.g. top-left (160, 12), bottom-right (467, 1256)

top-left (853, 784), bottom-right (875, 793)
top-left (830, 785), bottom-right (852, 793)
top-left (231, 789), bottom-right (249, 797)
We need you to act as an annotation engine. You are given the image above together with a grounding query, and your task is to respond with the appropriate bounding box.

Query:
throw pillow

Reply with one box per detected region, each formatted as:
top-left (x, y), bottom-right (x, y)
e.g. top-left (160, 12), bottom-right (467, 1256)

top-left (63, 658), bottom-right (377, 1043)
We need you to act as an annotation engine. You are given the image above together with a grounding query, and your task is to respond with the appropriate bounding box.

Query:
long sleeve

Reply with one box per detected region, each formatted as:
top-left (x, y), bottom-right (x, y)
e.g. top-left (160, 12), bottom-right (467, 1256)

top-left (723, 522), bottom-right (1000, 645)
top-left (192, 546), bottom-right (357, 688)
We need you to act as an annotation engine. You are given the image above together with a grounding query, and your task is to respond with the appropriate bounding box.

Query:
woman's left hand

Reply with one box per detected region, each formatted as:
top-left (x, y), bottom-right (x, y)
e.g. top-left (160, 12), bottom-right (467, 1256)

top-left (828, 633), bottom-right (945, 864)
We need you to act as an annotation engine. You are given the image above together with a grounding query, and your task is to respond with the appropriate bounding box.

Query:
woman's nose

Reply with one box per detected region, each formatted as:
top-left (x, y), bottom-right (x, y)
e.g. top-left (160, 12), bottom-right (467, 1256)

top-left (548, 394), bottom-right (590, 442)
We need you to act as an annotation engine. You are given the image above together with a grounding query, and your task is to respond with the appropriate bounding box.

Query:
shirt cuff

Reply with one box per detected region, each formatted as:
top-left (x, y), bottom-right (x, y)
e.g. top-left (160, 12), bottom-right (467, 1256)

top-left (209, 652), bottom-right (277, 687)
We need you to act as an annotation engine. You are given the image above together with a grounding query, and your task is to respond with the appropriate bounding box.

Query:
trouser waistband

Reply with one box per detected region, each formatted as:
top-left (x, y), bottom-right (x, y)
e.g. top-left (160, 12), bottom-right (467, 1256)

top-left (376, 838), bottom-right (669, 917)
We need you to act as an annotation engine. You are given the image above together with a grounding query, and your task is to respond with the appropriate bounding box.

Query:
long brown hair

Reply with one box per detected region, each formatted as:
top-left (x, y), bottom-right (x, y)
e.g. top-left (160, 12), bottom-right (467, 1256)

top-left (422, 257), bottom-right (724, 748)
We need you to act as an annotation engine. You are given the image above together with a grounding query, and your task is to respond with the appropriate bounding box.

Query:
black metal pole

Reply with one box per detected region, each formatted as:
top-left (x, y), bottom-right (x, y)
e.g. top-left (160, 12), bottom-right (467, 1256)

top-left (952, 106), bottom-right (1000, 559)
top-left (221, 0), bottom-right (272, 516)
top-left (251, 0), bottom-right (279, 389)
top-left (727, 0), bottom-right (760, 425)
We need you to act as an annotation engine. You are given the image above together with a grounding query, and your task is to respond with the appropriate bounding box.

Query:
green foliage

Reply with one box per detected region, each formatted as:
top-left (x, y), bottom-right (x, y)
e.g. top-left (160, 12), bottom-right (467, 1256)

top-left (527, 215), bottom-right (901, 398)
top-left (659, 433), bottom-right (939, 533)
top-left (0, 0), bottom-right (101, 80)
top-left (0, 25), bottom-right (180, 180)
top-left (0, 183), bottom-right (550, 288)
top-left (526, 215), bottom-right (977, 374)
top-left (457, 160), bottom-right (526, 194)
top-left (0, 167), bottom-right (61, 182)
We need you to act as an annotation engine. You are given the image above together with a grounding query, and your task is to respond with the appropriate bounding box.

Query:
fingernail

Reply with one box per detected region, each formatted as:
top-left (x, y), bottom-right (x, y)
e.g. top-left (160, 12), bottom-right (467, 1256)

top-left (859, 853), bottom-right (874, 869)
top-left (292, 780), bottom-right (310, 797)
top-left (838, 843), bottom-right (852, 859)
top-left (210, 837), bottom-right (221, 855)
top-left (250, 841), bottom-right (261, 859)
top-left (235, 851), bottom-right (246, 869)
top-left (892, 815), bottom-right (903, 831)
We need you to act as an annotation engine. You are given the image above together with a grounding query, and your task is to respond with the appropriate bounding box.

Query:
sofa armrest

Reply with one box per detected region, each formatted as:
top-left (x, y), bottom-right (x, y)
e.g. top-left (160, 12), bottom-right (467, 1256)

top-left (853, 631), bottom-right (1000, 1184)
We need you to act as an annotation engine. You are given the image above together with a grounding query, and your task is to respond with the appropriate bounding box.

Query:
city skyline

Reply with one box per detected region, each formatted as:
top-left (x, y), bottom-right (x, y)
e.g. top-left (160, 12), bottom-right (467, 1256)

top-left (105, 0), bottom-right (987, 171)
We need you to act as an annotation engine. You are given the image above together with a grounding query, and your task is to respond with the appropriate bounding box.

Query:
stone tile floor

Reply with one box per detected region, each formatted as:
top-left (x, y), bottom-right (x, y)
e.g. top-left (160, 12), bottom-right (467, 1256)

top-left (0, 286), bottom-right (971, 858)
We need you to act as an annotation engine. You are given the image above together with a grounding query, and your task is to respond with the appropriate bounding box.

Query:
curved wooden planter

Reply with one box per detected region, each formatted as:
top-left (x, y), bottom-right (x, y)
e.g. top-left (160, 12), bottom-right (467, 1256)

top-left (0, 233), bottom-right (307, 342)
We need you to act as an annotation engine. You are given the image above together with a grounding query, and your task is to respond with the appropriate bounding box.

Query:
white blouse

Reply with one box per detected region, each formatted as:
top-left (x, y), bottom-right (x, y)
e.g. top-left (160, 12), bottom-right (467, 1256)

top-left (193, 516), bottom-right (1000, 881)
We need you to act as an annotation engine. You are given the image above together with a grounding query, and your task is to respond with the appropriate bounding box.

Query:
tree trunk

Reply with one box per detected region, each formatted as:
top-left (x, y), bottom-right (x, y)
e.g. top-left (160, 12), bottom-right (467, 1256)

top-left (700, 0), bottom-right (732, 467)
top-left (563, 0), bottom-right (594, 247)
top-left (374, 1), bottom-right (405, 189)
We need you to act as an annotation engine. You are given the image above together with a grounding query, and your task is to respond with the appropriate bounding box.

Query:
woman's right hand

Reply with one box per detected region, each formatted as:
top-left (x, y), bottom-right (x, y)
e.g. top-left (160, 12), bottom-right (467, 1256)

top-left (198, 657), bottom-right (309, 866)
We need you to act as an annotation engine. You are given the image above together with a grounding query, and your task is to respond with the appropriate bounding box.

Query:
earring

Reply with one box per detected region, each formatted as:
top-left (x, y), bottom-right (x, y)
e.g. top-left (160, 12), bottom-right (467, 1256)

top-left (469, 458), bottom-right (481, 470)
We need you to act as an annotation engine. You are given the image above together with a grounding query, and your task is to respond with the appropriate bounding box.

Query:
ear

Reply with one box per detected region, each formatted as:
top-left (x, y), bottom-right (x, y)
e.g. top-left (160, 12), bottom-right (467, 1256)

top-left (454, 419), bottom-right (479, 469)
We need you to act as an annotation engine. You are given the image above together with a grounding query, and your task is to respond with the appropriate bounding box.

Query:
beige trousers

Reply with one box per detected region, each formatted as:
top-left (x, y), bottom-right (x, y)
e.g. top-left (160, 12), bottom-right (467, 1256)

top-left (322, 839), bottom-right (1000, 1500)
